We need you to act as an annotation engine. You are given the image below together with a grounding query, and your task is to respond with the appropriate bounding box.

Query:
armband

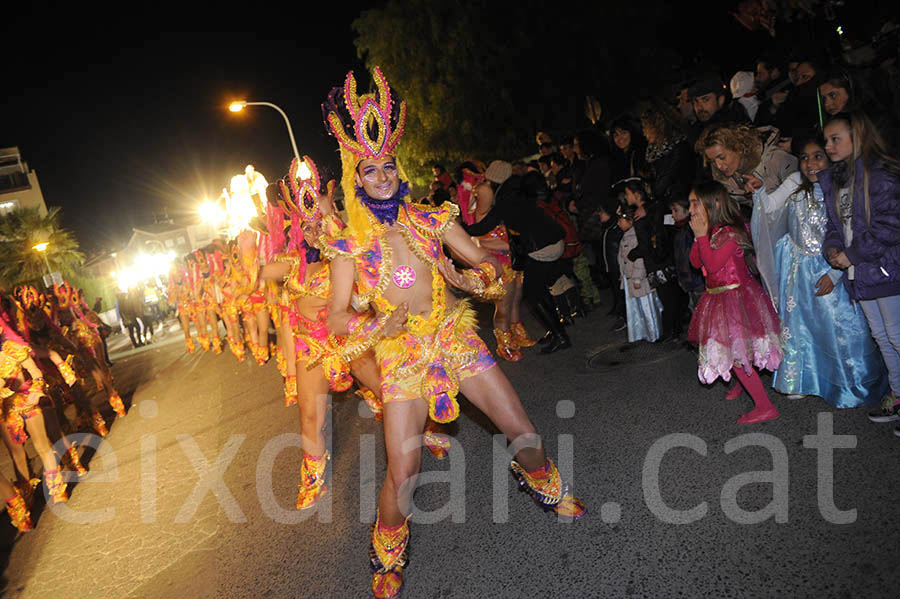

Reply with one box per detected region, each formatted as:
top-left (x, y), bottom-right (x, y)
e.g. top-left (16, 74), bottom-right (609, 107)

top-left (30, 377), bottom-right (46, 393)
top-left (465, 260), bottom-right (506, 301)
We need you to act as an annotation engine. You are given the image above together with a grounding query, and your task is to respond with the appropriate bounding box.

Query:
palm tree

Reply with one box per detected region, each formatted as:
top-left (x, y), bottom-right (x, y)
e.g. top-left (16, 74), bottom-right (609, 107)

top-left (0, 207), bottom-right (85, 287)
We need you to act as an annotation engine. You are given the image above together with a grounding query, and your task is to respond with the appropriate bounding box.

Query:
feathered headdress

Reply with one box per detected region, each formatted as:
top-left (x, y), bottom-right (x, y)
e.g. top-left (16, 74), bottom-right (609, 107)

top-left (53, 281), bottom-right (74, 309)
top-left (14, 285), bottom-right (43, 311)
top-left (322, 66), bottom-right (408, 241)
top-left (284, 156), bottom-right (336, 223)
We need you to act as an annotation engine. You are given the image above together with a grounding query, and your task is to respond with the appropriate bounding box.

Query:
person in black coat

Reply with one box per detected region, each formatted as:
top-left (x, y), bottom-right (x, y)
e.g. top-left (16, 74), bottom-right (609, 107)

top-left (640, 103), bottom-right (698, 206)
top-left (609, 114), bottom-right (648, 183)
top-left (492, 171), bottom-right (572, 354)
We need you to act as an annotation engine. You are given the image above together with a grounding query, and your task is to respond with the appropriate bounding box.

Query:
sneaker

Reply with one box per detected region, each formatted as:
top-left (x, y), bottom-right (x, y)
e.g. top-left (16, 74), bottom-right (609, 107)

top-left (612, 319), bottom-right (627, 332)
top-left (895, 425), bottom-right (900, 438)
top-left (867, 394), bottom-right (900, 423)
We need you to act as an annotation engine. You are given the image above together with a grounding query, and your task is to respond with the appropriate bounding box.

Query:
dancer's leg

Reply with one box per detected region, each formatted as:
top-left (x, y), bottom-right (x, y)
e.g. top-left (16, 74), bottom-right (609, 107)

top-left (377, 398), bottom-right (429, 526)
top-left (1, 425), bottom-right (31, 482)
top-left (458, 366), bottom-right (543, 470)
top-left (296, 364), bottom-right (330, 457)
top-left (24, 411), bottom-right (60, 474)
top-left (25, 411), bottom-right (68, 502)
top-left (255, 309), bottom-right (271, 350)
top-left (509, 275), bottom-right (536, 348)
top-left (492, 281), bottom-right (514, 331)
top-left (294, 361), bottom-right (332, 509)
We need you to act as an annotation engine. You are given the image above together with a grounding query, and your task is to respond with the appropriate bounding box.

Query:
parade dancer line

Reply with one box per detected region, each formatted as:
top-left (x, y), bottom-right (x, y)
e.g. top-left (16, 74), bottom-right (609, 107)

top-left (321, 67), bottom-right (585, 599)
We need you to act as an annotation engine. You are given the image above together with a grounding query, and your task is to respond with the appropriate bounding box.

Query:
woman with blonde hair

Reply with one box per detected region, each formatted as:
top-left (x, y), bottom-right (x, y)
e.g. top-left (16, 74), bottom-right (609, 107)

top-left (695, 123), bottom-right (797, 209)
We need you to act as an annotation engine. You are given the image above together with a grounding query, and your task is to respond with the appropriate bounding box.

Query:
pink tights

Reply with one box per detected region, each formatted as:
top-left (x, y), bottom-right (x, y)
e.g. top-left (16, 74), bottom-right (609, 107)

top-left (732, 366), bottom-right (775, 411)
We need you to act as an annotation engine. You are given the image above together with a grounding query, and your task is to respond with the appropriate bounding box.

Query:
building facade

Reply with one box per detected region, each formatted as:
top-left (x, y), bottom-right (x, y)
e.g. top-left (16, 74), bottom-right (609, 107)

top-left (0, 147), bottom-right (48, 216)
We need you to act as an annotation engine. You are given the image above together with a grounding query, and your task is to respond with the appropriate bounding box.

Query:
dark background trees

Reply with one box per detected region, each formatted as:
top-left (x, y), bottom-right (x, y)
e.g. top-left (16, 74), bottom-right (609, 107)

top-left (352, 0), bottom-right (891, 185)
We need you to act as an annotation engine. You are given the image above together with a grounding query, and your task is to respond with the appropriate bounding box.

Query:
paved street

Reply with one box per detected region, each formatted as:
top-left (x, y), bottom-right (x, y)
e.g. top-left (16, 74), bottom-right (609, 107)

top-left (1, 303), bottom-right (898, 598)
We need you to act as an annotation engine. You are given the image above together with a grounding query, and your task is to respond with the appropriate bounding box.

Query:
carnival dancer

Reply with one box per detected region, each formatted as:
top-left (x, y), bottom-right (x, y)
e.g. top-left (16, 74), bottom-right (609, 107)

top-left (260, 185), bottom-right (294, 378)
top-left (3, 290), bottom-right (86, 487)
top-left (25, 291), bottom-right (108, 436)
top-left (217, 245), bottom-right (247, 362)
top-left (182, 252), bottom-right (210, 351)
top-left (321, 67), bottom-right (585, 598)
top-left (9, 288), bottom-right (89, 475)
top-left (238, 251), bottom-right (270, 365)
top-left (193, 250), bottom-right (224, 354)
top-left (457, 162), bottom-right (536, 361)
top-left (0, 316), bottom-right (69, 504)
top-left (255, 156), bottom-right (387, 509)
top-left (168, 262), bottom-right (198, 354)
top-left (54, 282), bottom-right (126, 419)
top-left (261, 182), bottom-right (297, 400)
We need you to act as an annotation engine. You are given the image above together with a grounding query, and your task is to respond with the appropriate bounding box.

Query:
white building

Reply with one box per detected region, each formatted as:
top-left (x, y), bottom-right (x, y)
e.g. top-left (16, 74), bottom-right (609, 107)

top-left (0, 147), bottom-right (48, 216)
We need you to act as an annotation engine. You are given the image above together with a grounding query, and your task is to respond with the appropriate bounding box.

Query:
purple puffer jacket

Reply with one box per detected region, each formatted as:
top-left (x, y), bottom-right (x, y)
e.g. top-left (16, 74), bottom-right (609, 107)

top-left (819, 158), bottom-right (900, 300)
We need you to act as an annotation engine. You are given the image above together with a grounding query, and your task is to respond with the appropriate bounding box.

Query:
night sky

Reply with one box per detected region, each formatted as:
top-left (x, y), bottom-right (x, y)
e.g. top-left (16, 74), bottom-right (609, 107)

top-left (1, 1), bottom-right (886, 255)
top-left (3, 6), bottom-right (367, 254)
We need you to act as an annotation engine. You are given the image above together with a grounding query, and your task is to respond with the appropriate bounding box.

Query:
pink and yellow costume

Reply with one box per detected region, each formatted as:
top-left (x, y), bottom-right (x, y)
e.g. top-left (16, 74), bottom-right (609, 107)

top-left (320, 202), bottom-right (497, 423)
top-left (323, 66), bottom-right (581, 599)
top-left (0, 322), bottom-right (67, 503)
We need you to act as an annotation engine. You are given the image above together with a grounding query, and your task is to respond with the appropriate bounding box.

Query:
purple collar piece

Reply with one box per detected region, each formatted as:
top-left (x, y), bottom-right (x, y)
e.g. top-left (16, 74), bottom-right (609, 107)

top-left (356, 181), bottom-right (410, 225)
top-left (302, 240), bottom-right (321, 264)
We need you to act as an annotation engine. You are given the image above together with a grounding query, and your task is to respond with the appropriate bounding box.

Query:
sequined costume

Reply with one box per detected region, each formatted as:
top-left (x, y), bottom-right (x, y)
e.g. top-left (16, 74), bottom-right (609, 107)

top-left (323, 67), bottom-right (584, 599)
top-left (0, 337), bottom-right (41, 444)
top-left (320, 202), bottom-right (496, 423)
top-left (753, 174), bottom-right (888, 406)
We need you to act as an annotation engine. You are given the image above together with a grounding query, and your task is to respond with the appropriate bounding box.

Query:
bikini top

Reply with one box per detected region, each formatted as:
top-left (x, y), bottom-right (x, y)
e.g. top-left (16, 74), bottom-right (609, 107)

top-left (280, 254), bottom-right (331, 301)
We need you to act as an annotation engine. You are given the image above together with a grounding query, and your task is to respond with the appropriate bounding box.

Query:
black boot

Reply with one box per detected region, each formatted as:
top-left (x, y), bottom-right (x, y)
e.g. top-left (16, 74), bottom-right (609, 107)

top-left (552, 294), bottom-right (573, 326)
top-left (534, 297), bottom-right (572, 354)
top-left (563, 287), bottom-right (586, 319)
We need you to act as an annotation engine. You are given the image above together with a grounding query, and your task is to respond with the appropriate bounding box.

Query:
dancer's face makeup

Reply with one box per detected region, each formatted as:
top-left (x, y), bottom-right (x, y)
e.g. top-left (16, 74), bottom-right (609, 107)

top-left (356, 156), bottom-right (400, 200)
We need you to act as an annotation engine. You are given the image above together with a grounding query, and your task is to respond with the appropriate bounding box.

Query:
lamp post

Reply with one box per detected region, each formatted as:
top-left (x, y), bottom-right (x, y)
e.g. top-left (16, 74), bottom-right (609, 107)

top-left (228, 100), bottom-right (300, 164)
top-left (32, 241), bottom-right (52, 275)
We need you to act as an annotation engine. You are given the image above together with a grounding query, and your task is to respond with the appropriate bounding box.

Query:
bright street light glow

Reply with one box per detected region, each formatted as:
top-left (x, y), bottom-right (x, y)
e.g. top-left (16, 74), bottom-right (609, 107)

top-left (199, 200), bottom-right (227, 227)
top-left (229, 101), bottom-right (246, 112)
top-left (32, 242), bottom-right (49, 252)
top-left (117, 251), bottom-right (176, 292)
top-left (297, 160), bottom-right (312, 181)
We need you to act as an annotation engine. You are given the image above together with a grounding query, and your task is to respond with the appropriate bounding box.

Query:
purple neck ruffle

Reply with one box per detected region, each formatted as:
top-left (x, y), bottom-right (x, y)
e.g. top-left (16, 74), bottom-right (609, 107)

top-left (356, 181), bottom-right (410, 225)
top-left (301, 240), bottom-right (321, 264)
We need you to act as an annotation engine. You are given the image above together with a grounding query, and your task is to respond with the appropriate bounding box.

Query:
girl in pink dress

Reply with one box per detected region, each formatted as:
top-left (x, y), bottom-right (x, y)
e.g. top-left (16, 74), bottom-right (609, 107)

top-left (687, 181), bottom-right (783, 424)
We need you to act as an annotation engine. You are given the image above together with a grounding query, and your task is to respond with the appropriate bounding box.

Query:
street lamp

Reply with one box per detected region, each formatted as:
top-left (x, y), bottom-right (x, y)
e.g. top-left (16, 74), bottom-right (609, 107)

top-left (32, 241), bottom-right (52, 275)
top-left (228, 100), bottom-right (300, 164)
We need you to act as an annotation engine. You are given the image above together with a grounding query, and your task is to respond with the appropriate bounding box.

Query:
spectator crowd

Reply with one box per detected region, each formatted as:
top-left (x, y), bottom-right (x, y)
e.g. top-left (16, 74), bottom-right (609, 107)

top-left (424, 45), bottom-right (900, 432)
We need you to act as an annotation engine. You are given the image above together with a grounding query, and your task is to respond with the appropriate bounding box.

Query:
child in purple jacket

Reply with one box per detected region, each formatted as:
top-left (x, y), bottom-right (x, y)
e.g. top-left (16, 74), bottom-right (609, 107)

top-left (820, 111), bottom-right (900, 436)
